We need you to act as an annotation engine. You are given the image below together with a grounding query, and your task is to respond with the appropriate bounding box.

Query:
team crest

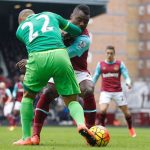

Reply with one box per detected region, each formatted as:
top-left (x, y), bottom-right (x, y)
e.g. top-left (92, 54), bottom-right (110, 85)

top-left (103, 66), bottom-right (106, 70)
top-left (78, 41), bottom-right (86, 49)
top-left (114, 65), bottom-right (119, 71)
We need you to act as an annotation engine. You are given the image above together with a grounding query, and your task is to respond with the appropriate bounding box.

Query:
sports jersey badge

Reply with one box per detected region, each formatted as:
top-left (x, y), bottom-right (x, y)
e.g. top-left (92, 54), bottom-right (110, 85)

top-left (114, 65), bottom-right (119, 71)
top-left (78, 41), bottom-right (86, 49)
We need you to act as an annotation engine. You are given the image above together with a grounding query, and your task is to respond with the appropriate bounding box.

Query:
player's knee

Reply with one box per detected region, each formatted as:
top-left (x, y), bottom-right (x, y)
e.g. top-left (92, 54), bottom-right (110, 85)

top-left (82, 87), bottom-right (94, 97)
top-left (43, 84), bottom-right (58, 100)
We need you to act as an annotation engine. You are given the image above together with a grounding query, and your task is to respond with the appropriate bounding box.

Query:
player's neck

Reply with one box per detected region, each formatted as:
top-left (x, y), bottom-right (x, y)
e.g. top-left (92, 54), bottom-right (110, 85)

top-left (105, 59), bottom-right (116, 64)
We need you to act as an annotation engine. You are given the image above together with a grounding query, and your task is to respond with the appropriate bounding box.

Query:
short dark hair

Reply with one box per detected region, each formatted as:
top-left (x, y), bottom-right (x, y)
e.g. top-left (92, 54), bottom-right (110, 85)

top-left (106, 45), bottom-right (115, 53)
top-left (74, 4), bottom-right (90, 16)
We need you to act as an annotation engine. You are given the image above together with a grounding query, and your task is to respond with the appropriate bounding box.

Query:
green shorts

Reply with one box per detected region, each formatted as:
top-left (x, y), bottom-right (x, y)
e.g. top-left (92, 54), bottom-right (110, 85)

top-left (23, 49), bottom-right (80, 95)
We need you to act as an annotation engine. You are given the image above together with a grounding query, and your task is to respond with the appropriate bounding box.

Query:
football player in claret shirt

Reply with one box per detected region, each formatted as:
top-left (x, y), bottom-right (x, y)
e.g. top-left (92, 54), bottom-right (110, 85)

top-left (13, 9), bottom-right (96, 146)
top-left (93, 45), bottom-right (136, 137)
top-left (31, 4), bottom-right (96, 145)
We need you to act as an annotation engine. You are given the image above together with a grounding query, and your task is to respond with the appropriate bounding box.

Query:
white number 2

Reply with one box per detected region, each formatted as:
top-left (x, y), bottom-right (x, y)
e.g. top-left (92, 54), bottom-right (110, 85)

top-left (21, 14), bottom-right (53, 42)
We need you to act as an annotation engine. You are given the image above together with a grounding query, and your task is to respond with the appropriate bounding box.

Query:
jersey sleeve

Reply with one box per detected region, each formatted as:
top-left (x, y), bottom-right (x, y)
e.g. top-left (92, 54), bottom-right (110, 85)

top-left (120, 61), bottom-right (131, 85)
top-left (12, 84), bottom-right (18, 98)
top-left (6, 89), bottom-right (12, 98)
top-left (16, 26), bottom-right (24, 43)
top-left (67, 35), bottom-right (90, 58)
top-left (54, 13), bottom-right (82, 36)
top-left (92, 62), bottom-right (101, 85)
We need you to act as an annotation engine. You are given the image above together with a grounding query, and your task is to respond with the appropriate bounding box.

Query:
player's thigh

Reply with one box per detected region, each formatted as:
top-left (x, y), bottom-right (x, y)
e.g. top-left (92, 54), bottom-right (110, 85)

top-left (14, 101), bottom-right (21, 111)
top-left (113, 92), bottom-right (127, 106)
top-left (3, 102), bottom-right (13, 116)
top-left (53, 50), bottom-right (80, 96)
top-left (76, 72), bottom-right (94, 95)
top-left (99, 91), bottom-right (112, 105)
top-left (23, 52), bottom-right (52, 93)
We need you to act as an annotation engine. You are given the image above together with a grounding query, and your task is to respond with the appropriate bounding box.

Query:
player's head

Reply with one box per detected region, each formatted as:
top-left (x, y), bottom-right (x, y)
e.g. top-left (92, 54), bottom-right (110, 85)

top-left (70, 4), bottom-right (90, 31)
top-left (0, 82), bottom-right (6, 90)
top-left (106, 45), bottom-right (115, 62)
top-left (18, 9), bottom-right (35, 24)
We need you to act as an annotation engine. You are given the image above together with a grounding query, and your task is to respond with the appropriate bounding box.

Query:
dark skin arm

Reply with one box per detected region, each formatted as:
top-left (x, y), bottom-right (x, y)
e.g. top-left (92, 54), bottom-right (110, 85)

top-left (16, 59), bottom-right (27, 73)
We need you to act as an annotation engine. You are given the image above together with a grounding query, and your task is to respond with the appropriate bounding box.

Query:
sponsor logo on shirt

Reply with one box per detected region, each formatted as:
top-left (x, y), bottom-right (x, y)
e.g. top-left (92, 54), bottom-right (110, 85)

top-left (102, 73), bottom-right (119, 78)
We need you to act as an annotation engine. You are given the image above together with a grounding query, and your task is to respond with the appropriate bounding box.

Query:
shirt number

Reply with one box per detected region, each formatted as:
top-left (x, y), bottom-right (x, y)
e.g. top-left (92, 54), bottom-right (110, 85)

top-left (21, 14), bottom-right (53, 42)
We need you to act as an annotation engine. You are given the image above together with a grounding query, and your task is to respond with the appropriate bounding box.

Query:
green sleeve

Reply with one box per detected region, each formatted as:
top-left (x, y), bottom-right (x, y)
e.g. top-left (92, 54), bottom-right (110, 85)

top-left (16, 27), bottom-right (23, 43)
top-left (55, 14), bottom-right (82, 36)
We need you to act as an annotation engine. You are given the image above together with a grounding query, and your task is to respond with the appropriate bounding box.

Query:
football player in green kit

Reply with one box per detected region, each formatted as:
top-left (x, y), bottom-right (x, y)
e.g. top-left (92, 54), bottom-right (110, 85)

top-left (13, 9), bottom-right (96, 146)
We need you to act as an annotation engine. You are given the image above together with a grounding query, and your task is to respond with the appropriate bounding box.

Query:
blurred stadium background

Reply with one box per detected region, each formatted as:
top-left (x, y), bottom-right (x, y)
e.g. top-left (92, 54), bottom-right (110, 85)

top-left (0, 0), bottom-right (150, 127)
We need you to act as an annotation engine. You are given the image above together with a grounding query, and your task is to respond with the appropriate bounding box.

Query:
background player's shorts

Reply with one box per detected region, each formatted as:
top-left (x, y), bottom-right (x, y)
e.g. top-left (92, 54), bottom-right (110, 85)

top-left (23, 49), bottom-right (80, 96)
top-left (74, 70), bottom-right (92, 83)
top-left (99, 91), bottom-right (127, 106)
top-left (3, 101), bottom-right (21, 116)
top-left (4, 102), bottom-right (13, 116)
top-left (48, 71), bottom-right (92, 84)
top-left (14, 101), bottom-right (21, 110)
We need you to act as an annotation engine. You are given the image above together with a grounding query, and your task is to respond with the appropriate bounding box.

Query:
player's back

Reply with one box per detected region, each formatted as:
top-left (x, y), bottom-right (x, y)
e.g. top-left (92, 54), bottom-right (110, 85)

top-left (16, 12), bottom-right (66, 53)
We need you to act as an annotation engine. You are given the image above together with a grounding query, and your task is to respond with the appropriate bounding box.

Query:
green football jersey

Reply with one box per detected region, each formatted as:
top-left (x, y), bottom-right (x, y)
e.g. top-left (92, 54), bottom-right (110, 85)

top-left (16, 12), bottom-right (81, 53)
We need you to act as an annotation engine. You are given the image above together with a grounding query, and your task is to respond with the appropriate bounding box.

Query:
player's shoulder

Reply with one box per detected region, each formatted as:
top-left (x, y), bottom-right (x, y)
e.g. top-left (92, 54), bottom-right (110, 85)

top-left (100, 60), bottom-right (106, 64)
top-left (115, 60), bottom-right (122, 64)
top-left (76, 35), bottom-right (90, 43)
top-left (37, 11), bottom-right (50, 16)
top-left (82, 29), bottom-right (89, 36)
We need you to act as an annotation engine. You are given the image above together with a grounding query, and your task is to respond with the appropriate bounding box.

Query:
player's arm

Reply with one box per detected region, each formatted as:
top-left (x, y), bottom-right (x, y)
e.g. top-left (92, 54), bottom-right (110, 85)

top-left (16, 27), bottom-right (24, 43)
top-left (55, 14), bottom-right (82, 36)
top-left (120, 62), bottom-right (132, 88)
top-left (67, 35), bottom-right (90, 58)
top-left (12, 84), bottom-right (18, 98)
top-left (5, 89), bottom-right (12, 104)
top-left (92, 63), bottom-right (101, 85)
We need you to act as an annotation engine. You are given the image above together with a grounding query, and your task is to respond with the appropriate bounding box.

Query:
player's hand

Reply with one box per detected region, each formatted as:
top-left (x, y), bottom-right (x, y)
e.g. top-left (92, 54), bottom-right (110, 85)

top-left (16, 59), bottom-right (27, 73)
top-left (62, 32), bottom-right (75, 47)
top-left (126, 83), bottom-right (132, 90)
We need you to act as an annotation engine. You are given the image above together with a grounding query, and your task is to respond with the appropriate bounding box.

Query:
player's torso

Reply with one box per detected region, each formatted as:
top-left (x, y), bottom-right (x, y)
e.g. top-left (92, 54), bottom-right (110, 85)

top-left (16, 82), bottom-right (24, 102)
top-left (0, 89), bottom-right (8, 103)
top-left (100, 60), bottom-right (122, 92)
top-left (16, 12), bottom-right (65, 53)
top-left (71, 29), bottom-right (89, 72)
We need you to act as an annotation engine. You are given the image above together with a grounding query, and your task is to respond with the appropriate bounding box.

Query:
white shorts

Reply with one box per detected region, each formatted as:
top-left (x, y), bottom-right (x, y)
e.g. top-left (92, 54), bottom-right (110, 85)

top-left (3, 101), bottom-right (21, 116)
top-left (99, 91), bottom-right (127, 106)
top-left (14, 101), bottom-right (21, 111)
top-left (48, 70), bottom-right (92, 84)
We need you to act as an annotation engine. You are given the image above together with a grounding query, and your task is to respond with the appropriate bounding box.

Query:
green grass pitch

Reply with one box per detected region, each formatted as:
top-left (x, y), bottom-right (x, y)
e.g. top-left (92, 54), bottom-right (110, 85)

top-left (0, 126), bottom-right (149, 150)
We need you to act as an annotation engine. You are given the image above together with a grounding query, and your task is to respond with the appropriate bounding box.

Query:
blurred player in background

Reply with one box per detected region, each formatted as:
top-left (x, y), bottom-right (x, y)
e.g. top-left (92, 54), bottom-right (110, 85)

top-left (0, 82), bottom-right (14, 130)
top-left (11, 74), bottom-right (24, 126)
top-left (13, 9), bottom-right (96, 146)
top-left (29, 4), bottom-right (96, 145)
top-left (92, 45), bottom-right (136, 137)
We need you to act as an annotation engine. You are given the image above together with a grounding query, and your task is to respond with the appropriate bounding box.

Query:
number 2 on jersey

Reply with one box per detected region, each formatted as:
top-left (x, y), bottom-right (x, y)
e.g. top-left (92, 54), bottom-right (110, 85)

top-left (21, 14), bottom-right (53, 42)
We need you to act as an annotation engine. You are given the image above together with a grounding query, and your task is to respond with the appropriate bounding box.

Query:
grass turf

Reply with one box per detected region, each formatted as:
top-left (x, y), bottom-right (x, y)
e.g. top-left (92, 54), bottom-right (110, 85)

top-left (0, 126), bottom-right (149, 150)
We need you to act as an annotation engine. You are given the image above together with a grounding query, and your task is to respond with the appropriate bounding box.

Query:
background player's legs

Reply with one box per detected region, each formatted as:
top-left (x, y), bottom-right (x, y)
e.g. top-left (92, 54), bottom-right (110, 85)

top-left (79, 80), bottom-right (96, 128)
top-left (33, 83), bottom-right (58, 139)
top-left (119, 105), bottom-right (136, 137)
top-left (99, 103), bottom-right (109, 126)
